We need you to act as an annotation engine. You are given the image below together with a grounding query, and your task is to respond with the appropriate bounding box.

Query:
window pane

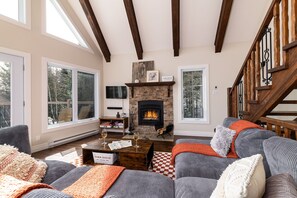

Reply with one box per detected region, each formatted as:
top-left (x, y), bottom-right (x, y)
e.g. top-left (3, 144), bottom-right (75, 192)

top-left (77, 72), bottom-right (95, 120)
top-left (0, 62), bottom-right (11, 128)
top-left (47, 64), bottom-right (72, 125)
top-left (0, 0), bottom-right (25, 23)
top-left (46, 0), bottom-right (87, 48)
top-left (182, 70), bottom-right (203, 119)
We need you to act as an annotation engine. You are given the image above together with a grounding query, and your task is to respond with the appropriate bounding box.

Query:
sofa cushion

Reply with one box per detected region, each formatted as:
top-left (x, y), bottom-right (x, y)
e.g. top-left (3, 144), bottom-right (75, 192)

top-left (175, 152), bottom-right (236, 179)
top-left (264, 136), bottom-right (297, 183)
top-left (211, 154), bottom-right (266, 198)
top-left (42, 160), bottom-right (76, 185)
top-left (210, 125), bottom-right (236, 157)
top-left (235, 128), bottom-right (276, 177)
top-left (23, 189), bottom-right (73, 198)
top-left (0, 144), bottom-right (47, 183)
top-left (52, 167), bottom-right (174, 198)
top-left (175, 177), bottom-right (217, 198)
top-left (263, 173), bottom-right (297, 198)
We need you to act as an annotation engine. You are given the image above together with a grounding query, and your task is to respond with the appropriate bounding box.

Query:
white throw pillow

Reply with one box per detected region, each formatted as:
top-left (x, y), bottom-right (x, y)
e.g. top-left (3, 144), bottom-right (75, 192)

top-left (210, 125), bottom-right (236, 157)
top-left (210, 154), bottom-right (266, 198)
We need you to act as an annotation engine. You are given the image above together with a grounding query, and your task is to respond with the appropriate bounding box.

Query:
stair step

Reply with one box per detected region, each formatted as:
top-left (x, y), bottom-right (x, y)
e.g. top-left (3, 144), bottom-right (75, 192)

top-left (255, 85), bottom-right (272, 91)
top-left (268, 111), bottom-right (297, 116)
top-left (268, 65), bottom-right (288, 73)
top-left (283, 40), bottom-right (297, 51)
top-left (248, 100), bottom-right (259, 104)
top-left (280, 100), bottom-right (297, 104)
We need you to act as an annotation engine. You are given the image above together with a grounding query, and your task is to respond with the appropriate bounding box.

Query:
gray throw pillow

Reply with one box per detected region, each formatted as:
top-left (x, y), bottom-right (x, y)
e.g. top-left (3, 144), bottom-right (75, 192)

top-left (210, 125), bottom-right (236, 157)
top-left (263, 173), bottom-right (297, 198)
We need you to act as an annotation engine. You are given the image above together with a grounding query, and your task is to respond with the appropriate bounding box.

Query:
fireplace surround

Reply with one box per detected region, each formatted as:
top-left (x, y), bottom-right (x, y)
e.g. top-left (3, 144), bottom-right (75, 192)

top-left (126, 82), bottom-right (174, 135)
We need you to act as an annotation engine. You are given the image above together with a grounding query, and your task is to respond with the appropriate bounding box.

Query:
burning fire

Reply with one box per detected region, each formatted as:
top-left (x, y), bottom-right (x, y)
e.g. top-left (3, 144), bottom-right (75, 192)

top-left (144, 110), bottom-right (159, 120)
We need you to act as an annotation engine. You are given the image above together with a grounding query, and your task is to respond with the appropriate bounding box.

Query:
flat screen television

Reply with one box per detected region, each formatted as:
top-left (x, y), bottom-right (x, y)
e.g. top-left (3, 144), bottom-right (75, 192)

top-left (106, 86), bottom-right (127, 99)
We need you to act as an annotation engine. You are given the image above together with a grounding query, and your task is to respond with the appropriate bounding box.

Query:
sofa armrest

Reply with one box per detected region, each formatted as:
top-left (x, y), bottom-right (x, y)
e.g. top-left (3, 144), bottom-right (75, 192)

top-left (0, 125), bottom-right (31, 154)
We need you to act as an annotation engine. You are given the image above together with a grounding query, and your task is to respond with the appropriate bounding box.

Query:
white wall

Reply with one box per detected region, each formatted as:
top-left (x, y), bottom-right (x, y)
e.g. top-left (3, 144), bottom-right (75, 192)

top-left (103, 42), bottom-right (251, 137)
top-left (0, 0), bottom-right (103, 151)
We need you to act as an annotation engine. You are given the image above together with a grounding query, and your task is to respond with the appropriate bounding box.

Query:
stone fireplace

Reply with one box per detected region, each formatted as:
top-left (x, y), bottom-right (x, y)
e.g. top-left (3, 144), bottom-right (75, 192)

top-left (126, 82), bottom-right (174, 136)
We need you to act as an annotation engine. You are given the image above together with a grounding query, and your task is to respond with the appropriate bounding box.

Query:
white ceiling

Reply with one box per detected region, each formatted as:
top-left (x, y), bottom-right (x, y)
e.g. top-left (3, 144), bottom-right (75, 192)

top-left (68, 0), bottom-right (272, 56)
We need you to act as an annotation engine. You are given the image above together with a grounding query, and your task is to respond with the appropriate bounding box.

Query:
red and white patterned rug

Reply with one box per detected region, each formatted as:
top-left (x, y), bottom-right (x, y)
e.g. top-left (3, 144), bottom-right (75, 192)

top-left (72, 151), bottom-right (175, 180)
top-left (149, 152), bottom-right (175, 180)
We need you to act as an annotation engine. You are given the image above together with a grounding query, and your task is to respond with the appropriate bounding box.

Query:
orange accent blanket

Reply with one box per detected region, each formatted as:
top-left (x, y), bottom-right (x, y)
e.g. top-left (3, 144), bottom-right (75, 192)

top-left (170, 120), bottom-right (262, 165)
top-left (62, 165), bottom-right (125, 198)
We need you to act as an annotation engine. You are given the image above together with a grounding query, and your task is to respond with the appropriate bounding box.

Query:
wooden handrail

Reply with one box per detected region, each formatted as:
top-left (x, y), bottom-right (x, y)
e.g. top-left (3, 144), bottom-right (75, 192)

top-left (260, 117), bottom-right (297, 130)
top-left (260, 117), bottom-right (297, 139)
top-left (230, 0), bottom-right (281, 93)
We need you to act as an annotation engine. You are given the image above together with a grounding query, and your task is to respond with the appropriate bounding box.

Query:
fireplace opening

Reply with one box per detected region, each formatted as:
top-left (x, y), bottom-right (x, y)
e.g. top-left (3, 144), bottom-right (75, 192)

top-left (138, 100), bottom-right (163, 126)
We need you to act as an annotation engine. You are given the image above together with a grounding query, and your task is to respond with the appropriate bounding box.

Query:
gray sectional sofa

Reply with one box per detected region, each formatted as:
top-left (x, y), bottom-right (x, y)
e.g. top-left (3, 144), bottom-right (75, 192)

top-left (1, 119), bottom-right (297, 197)
top-left (174, 117), bottom-right (276, 179)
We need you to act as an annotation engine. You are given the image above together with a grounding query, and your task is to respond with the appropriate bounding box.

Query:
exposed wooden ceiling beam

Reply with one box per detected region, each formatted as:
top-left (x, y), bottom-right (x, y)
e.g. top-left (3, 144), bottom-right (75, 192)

top-left (79, 0), bottom-right (111, 62)
top-left (214, 0), bottom-right (233, 53)
top-left (123, 0), bottom-right (143, 60)
top-left (172, 0), bottom-right (180, 56)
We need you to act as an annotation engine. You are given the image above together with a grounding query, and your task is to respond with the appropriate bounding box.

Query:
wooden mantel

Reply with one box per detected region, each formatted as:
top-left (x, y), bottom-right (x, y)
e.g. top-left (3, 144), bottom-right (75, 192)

top-left (125, 81), bottom-right (175, 97)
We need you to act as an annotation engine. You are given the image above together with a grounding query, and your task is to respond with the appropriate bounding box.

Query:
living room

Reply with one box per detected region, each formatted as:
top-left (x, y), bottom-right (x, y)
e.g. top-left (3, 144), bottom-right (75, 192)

top-left (1, 0), bottom-right (297, 197)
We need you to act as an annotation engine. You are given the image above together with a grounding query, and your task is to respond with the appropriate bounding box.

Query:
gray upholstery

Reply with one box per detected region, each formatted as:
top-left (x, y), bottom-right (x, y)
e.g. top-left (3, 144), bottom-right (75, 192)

top-left (42, 160), bottom-right (76, 184)
top-left (175, 152), bottom-right (236, 179)
top-left (175, 177), bottom-right (217, 198)
top-left (222, 117), bottom-right (239, 128)
top-left (22, 189), bottom-right (73, 198)
top-left (52, 167), bottom-right (175, 198)
top-left (176, 138), bottom-right (210, 145)
top-left (263, 173), bottom-right (297, 198)
top-left (174, 118), bottom-right (276, 179)
top-left (51, 166), bottom-right (91, 190)
top-left (0, 125), bottom-right (76, 184)
top-left (235, 128), bottom-right (276, 177)
top-left (264, 136), bottom-right (297, 183)
top-left (0, 125), bottom-right (31, 154)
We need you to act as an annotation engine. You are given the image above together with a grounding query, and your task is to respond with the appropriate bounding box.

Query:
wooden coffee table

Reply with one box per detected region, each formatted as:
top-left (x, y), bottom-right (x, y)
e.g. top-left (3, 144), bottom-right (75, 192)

top-left (82, 138), bottom-right (154, 170)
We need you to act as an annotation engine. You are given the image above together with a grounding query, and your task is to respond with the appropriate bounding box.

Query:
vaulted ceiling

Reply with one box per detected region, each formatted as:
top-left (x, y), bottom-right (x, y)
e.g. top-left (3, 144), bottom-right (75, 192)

top-left (68, 0), bottom-right (272, 62)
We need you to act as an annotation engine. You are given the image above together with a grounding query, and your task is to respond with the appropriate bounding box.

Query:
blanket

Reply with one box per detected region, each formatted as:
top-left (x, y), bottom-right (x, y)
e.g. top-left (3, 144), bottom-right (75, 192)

top-left (170, 120), bottom-right (262, 165)
top-left (0, 174), bottom-right (52, 198)
top-left (62, 165), bottom-right (125, 198)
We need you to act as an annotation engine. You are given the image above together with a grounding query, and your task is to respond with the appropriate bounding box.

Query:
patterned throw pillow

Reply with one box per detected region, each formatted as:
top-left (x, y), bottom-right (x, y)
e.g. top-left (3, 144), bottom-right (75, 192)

top-left (210, 125), bottom-right (236, 157)
top-left (210, 154), bottom-right (266, 198)
top-left (0, 144), bottom-right (47, 183)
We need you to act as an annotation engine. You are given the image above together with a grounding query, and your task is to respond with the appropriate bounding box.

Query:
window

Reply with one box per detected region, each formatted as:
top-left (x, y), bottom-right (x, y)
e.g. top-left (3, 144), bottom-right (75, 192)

top-left (45, 0), bottom-right (88, 48)
top-left (46, 60), bottom-right (97, 129)
top-left (178, 65), bottom-right (209, 123)
top-left (0, 0), bottom-right (30, 27)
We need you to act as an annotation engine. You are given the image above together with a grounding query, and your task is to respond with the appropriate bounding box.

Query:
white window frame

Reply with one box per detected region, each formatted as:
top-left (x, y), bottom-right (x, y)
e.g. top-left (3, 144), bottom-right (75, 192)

top-left (0, 47), bottom-right (31, 140)
top-left (0, 0), bottom-right (31, 29)
top-left (41, 0), bottom-right (92, 53)
top-left (178, 64), bottom-right (209, 124)
top-left (41, 57), bottom-right (99, 133)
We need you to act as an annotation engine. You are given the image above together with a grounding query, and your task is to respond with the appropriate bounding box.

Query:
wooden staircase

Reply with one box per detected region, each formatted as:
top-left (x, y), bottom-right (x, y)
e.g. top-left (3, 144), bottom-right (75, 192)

top-left (228, 0), bottom-right (297, 139)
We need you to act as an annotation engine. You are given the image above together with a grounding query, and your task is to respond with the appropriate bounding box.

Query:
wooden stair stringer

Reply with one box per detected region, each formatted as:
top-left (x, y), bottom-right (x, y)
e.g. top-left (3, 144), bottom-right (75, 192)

top-left (248, 46), bottom-right (297, 122)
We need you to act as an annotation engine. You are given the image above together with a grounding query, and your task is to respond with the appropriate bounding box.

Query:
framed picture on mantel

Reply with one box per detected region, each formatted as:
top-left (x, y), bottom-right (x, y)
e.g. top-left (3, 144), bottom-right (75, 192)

top-left (147, 70), bottom-right (159, 82)
top-left (132, 61), bottom-right (154, 83)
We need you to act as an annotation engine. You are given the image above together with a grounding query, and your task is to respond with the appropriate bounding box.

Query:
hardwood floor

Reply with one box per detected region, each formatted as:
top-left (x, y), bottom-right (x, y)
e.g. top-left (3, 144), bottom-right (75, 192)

top-left (32, 132), bottom-right (211, 160)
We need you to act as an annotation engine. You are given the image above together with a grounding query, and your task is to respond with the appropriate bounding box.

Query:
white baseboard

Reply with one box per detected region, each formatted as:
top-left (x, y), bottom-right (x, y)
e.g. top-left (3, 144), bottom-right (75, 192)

top-left (174, 130), bottom-right (214, 137)
top-left (31, 143), bottom-right (49, 153)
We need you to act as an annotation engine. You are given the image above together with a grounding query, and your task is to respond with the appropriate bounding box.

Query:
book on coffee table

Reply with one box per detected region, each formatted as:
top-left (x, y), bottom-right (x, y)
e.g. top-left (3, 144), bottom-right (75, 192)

top-left (108, 140), bottom-right (132, 150)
